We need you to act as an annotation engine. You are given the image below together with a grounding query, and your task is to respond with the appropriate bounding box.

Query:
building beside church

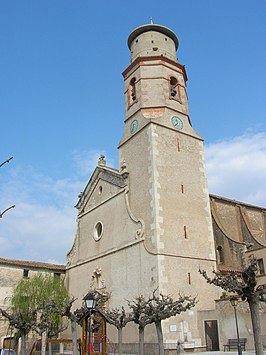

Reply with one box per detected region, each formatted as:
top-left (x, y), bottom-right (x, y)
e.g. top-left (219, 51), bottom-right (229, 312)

top-left (65, 23), bottom-right (266, 351)
top-left (0, 258), bottom-right (65, 349)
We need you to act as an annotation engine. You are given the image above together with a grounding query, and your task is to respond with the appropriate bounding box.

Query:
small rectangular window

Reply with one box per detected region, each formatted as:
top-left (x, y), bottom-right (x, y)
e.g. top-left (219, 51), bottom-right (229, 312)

top-left (23, 269), bottom-right (29, 278)
top-left (177, 138), bottom-right (180, 152)
top-left (257, 259), bottom-right (265, 275)
top-left (184, 226), bottom-right (187, 239)
top-left (54, 272), bottom-right (61, 280)
top-left (188, 272), bottom-right (191, 284)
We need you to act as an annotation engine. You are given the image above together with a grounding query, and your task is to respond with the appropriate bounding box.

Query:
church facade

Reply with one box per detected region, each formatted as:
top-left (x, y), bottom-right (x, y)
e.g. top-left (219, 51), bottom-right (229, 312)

top-left (65, 24), bottom-right (266, 350)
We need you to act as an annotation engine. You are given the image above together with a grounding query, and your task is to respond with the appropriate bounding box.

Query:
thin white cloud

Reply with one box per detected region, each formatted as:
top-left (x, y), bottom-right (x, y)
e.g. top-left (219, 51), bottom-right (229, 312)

top-left (205, 131), bottom-right (266, 207)
top-left (0, 202), bottom-right (76, 264)
top-left (0, 174), bottom-right (80, 264)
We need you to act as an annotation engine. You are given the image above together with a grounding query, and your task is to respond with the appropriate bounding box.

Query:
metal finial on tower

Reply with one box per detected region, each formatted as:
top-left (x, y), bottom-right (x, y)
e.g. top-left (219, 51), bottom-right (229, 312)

top-left (150, 17), bottom-right (153, 24)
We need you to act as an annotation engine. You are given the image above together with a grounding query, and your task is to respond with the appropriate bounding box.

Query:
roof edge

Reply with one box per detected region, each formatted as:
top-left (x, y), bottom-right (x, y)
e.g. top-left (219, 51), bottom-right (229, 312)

top-left (128, 24), bottom-right (179, 50)
top-left (0, 257), bottom-right (65, 271)
top-left (210, 193), bottom-right (266, 210)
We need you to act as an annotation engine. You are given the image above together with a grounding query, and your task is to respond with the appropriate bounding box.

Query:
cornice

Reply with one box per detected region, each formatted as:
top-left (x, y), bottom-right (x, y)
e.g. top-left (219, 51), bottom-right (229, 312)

top-left (122, 56), bottom-right (187, 82)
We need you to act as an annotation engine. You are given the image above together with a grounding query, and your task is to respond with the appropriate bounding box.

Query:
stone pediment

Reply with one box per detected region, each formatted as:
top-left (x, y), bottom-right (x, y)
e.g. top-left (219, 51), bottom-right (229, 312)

top-left (75, 165), bottom-right (127, 214)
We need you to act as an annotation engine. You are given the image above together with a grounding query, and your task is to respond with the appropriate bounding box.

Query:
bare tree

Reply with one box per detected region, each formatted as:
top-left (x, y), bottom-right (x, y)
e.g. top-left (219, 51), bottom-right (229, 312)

top-left (127, 294), bottom-right (150, 355)
top-left (59, 298), bottom-right (79, 355)
top-left (128, 290), bottom-right (197, 355)
top-left (0, 156), bottom-right (13, 168)
top-left (0, 307), bottom-right (37, 355)
top-left (0, 205), bottom-right (15, 218)
top-left (102, 306), bottom-right (132, 355)
top-left (199, 259), bottom-right (266, 355)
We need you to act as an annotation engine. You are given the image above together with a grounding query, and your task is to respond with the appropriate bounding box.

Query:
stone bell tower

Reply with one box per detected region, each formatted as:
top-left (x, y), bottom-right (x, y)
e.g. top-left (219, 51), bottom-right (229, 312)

top-left (66, 23), bottom-right (219, 347)
top-left (118, 24), bottom-right (218, 344)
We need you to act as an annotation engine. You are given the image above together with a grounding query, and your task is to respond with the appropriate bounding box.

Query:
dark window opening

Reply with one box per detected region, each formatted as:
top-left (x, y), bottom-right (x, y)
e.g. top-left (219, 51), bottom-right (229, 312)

top-left (96, 223), bottom-right (102, 236)
top-left (94, 222), bottom-right (103, 241)
top-left (129, 78), bottom-right (136, 102)
top-left (54, 272), bottom-right (61, 280)
top-left (217, 246), bottom-right (224, 264)
top-left (170, 77), bottom-right (178, 97)
top-left (188, 272), bottom-right (191, 284)
top-left (23, 269), bottom-right (29, 278)
top-left (184, 226), bottom-right (187, 239)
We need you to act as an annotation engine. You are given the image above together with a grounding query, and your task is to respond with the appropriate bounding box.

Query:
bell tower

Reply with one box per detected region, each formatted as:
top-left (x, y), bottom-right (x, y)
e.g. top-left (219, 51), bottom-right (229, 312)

top-left (119, 24), bottom-right (199, 149)
top-left (118, 24), bottom-right (218, 344)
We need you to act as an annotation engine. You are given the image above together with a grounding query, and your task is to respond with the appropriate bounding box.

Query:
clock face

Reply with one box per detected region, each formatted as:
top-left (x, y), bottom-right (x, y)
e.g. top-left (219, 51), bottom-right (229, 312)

top-left (171, 116), bottom-right (183, 130)
top-left (130, 119), bottom-right (138, 134)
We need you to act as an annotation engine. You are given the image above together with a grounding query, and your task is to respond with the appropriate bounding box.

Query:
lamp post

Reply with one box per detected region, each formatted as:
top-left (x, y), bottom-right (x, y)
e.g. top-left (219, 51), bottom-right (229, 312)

top-left (84, 293), bottom-right (96, 355)
top-left (230, 296), bottom-right (242, 355)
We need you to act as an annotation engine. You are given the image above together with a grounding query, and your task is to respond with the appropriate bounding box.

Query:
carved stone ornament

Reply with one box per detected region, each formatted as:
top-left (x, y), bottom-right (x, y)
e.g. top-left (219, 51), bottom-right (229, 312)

top-left (89, 267), bottom-right (110, 310)
top-left (90, 267), bottom-right (106, 290)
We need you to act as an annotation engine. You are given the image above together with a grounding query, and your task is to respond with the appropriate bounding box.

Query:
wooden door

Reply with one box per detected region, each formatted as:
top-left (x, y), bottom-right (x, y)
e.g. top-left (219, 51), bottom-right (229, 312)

top-left (204, 320), bottom-right (219, 350)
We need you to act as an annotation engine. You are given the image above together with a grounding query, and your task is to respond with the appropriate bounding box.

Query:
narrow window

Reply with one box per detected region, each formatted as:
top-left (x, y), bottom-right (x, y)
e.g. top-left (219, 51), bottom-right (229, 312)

top-left (181, 184), bottom-right (184, 194)
top-left (170, 77), bottom-right (178, 97)
top-left (96, 223), bottom-right (102, 236)
top-left (188, 272), bottom-right (191, 284)
top-left (129, 78), bottom-right (136, 102)
top-left (177, 138), bottom-right (181, 152)
top-left (94, 222), bottom-right (103, 241)
top-left (184, 226), bottom-right (187, 239)
top-left (257, 259), bottom-right (265, 275)
top-left (217, 246), bottom-right (224, 264)
top-left (23, 269), bottom-right (29, 278)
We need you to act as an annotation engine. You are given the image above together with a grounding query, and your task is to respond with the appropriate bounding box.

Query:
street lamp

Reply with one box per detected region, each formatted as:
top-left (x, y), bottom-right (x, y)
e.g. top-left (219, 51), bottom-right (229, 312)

top-left (230, 296), bottom-right (242, 355)
top-left (84, 293), bottom-right (96, 355)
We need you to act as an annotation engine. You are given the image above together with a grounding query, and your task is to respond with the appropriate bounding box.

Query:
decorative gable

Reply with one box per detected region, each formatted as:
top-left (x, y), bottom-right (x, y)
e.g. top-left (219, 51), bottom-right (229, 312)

top-left (76, 165), bottom-right (126, 215)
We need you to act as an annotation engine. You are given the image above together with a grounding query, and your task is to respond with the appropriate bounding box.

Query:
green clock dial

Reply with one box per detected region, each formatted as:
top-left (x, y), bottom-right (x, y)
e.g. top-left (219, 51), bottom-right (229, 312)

top-left (171, 116), bottom-right (183, 130)
top-left (130, 119), bottom-right (138, 134)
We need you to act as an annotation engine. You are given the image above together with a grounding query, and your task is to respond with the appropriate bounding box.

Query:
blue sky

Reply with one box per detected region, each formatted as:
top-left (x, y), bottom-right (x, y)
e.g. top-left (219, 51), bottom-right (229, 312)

top-left (0, 0), bottom-right (266, 264)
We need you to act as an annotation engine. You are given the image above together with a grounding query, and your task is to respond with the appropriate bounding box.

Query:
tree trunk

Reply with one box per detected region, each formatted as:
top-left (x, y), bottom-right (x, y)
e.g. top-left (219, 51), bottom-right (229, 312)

top-left (155, 321), bottom-right (164, 355)
top-left (248, 295), bottom-right (263, 355)
top-left (20, 331), bottom-right (27, 355)
top-left (118, 327), bottom-right (122, 355)
top-left (71, 318), bottom-right (78, 355)
top-left (41, 331), bottom-right (47, 355)
top-left (139, 326), bottom-right (144, 355)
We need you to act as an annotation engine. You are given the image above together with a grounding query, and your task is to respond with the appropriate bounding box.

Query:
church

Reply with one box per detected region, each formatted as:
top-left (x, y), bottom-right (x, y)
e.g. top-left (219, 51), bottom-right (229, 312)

top-left (65, 23), bottom-right (266, 351)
